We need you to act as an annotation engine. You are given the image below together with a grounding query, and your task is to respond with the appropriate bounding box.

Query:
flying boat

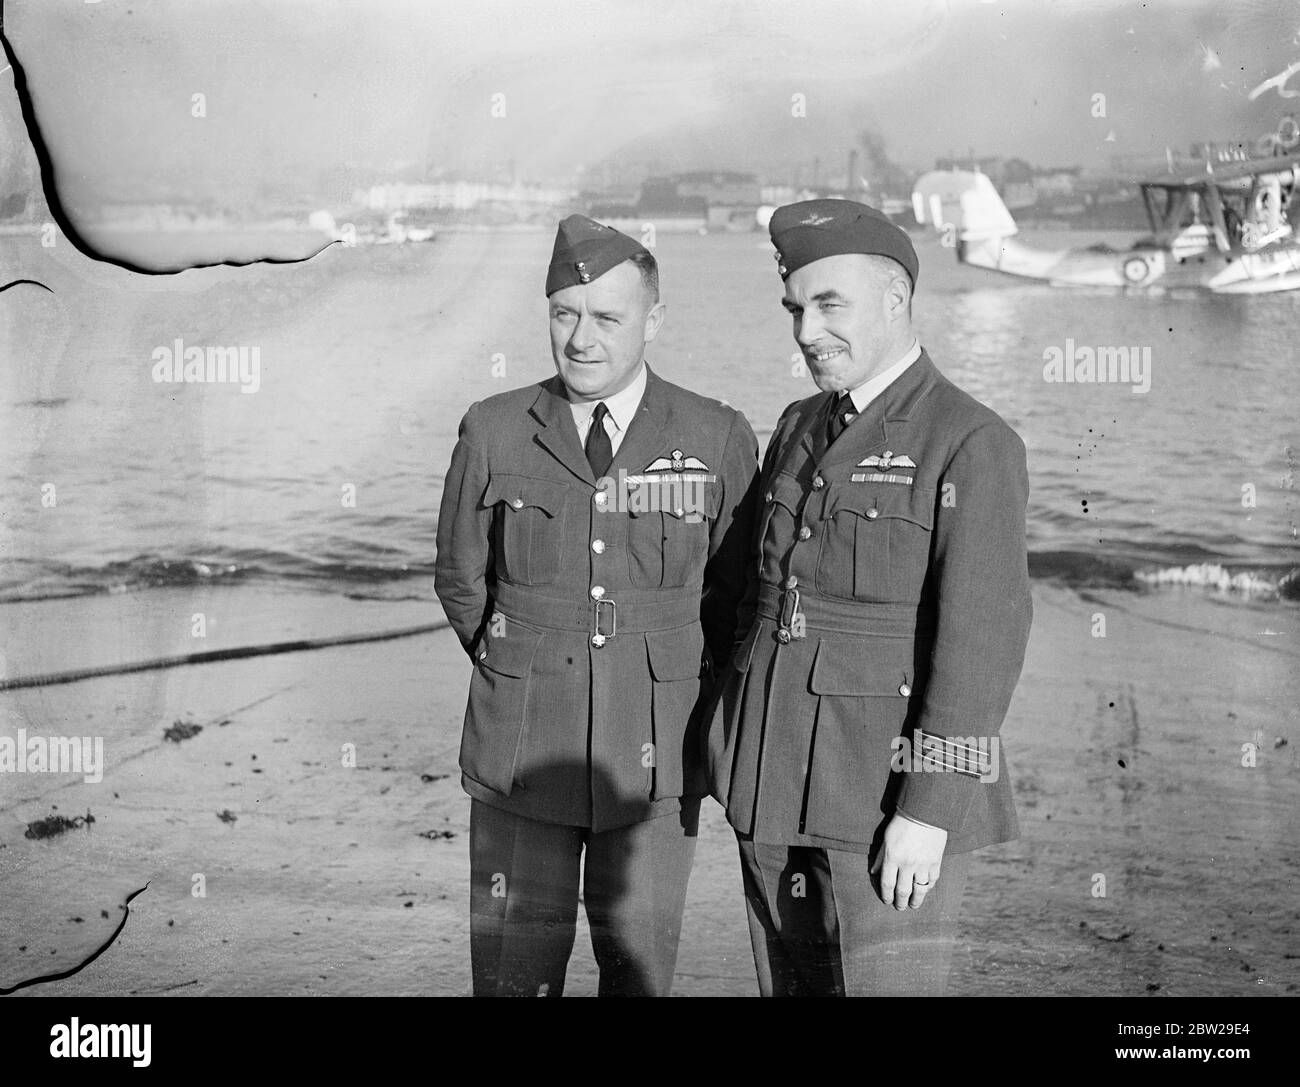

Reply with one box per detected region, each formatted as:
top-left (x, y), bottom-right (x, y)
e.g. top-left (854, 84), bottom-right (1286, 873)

top-left (911, 152), bottom-right (1300, 293)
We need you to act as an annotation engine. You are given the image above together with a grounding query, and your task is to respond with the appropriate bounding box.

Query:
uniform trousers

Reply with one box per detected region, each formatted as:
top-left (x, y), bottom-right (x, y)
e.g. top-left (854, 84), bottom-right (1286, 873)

top-left (737, 837), bottom-right (970, 997)
top-left (469, 798), bottom-right (700, 997)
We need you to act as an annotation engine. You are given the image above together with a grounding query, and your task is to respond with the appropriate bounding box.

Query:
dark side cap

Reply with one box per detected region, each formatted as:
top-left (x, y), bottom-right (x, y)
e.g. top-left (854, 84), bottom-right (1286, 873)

top-left (545, 214), bottom-right (650, 296)
top-left (769, 198), bottom-right (918, 287)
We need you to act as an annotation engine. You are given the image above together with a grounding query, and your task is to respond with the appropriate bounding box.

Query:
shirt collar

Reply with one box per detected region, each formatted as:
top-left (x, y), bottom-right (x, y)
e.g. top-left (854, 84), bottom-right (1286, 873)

top-left (844, 339), bottom-right (921, 415)
top-left (568, 361), bottom-right (647, 433)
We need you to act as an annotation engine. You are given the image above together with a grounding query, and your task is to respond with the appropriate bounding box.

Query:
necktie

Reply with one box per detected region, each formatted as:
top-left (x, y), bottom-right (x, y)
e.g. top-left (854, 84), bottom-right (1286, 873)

top-left (826, 392), bottom-right (856, 445)
top-left (585, 401), bottom-right (613, 477)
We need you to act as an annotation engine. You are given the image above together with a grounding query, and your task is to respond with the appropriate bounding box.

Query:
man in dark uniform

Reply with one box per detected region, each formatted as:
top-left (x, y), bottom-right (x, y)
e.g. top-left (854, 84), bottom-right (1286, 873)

top-left (435, 215), bottom-right (758, 996)
top-left (705, 199), bottom-right (1032, 996)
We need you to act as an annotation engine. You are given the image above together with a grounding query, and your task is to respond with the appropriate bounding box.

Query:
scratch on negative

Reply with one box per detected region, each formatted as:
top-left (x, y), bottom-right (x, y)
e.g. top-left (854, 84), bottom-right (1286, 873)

top-left (0, 882), bottom-right (150, 995)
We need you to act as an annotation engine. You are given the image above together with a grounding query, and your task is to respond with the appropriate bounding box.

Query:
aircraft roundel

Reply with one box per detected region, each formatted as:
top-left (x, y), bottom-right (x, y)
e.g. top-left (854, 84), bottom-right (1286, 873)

top-left (1122, 255), bottom-right (1151, 283)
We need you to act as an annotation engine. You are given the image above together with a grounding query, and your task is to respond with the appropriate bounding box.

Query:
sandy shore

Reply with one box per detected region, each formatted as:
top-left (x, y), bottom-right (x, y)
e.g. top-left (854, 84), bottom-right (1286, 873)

top-left (1, 581), bottom-right (1296, 997)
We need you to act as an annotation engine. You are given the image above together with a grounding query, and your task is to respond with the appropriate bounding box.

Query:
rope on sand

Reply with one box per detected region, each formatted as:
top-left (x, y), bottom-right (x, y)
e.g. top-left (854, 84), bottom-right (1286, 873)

top-left (0, 621), bottom-right (453, 692)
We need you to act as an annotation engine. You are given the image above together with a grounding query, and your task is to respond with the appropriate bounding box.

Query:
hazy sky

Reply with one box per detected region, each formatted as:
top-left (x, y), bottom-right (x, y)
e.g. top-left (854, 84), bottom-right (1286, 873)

top-left (6, 0), bottom-right (1300, 207)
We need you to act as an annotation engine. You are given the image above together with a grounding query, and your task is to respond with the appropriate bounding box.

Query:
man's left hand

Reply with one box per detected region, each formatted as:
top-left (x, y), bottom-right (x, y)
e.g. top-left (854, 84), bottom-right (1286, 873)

top-left (870, 813), bottom-right (948, 911)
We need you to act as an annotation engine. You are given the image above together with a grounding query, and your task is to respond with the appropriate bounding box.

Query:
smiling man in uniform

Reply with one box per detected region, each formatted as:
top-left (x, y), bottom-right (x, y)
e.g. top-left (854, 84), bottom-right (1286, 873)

top-left (436, 215), bottom-right (758, 996)
top-left (705, 199), bottom-right (1033, 996)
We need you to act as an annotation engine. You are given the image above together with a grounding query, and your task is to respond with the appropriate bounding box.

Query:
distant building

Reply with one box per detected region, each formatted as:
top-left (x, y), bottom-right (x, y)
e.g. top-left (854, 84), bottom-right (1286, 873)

top-left (935, 155), bottom-right (1007, 184)
top-left (1031, 168), bottom-right (1082, 197)
top-left (356, 180), bottom-right (573, 216)
top-left (584, 171), bottom-right (766, 232)
top-left (637, 178), bottom-right (709, 217)
top-left (672, 170), bottom-right (762, 206)
top-left (760, 184), bottom-right (799, 205)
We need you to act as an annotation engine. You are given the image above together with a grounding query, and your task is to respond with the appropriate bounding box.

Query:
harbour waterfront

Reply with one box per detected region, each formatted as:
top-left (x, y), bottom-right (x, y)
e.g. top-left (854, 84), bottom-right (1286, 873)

top-left (1, 226), bottom-right (1297, 998)
top-left (1, 228), bottom-right (1296, 607)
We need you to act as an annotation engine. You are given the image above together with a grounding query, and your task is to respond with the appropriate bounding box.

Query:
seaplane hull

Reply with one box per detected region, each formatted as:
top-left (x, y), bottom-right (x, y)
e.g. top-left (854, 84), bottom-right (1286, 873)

top-left (914, 163), bottom-right (1300, 295)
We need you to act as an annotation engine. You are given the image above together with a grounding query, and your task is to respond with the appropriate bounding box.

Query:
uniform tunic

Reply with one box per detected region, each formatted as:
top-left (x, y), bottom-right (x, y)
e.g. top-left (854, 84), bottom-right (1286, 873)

top-left (436, 365), bottom-right (759, 833)
top-left (706, 351), bottom-right (1032, 855)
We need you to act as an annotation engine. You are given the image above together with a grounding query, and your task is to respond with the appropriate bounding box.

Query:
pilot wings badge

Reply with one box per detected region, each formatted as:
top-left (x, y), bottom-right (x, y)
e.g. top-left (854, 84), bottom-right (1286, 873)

top-left (644, 448), bottom-right (710, 474)
top-left (851, 450), bottom-right (917, 484)
top-left (620, 449), bottom-right (716, 521)
top-left (624, 449), bottom-right (717, 486)
top-left (859, 451), bottom-right (916, 470)
top-left (800, 213), bottom-right (834, 226)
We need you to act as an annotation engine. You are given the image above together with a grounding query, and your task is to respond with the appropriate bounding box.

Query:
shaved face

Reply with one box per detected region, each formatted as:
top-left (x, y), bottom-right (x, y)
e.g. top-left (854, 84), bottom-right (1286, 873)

top-left (548, 261), bottom-right (665, 402)
top-left (781, 253), bottom-right (912, 393)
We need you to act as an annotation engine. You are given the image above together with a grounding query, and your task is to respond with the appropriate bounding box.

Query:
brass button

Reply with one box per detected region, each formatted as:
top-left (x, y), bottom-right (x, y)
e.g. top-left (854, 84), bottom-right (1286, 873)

top-left (594, 492), bottom-right (607, 505)
top-left (776, 628), bottom-right (792, 645)
top-left (591, 633), bottom-right (606, 648)
top-left (812, 475), bottom-right (824, 489)
top-left (591, 539), bottom-right (605, 554)
top-left (478, 650), bottom-right (487, 662)
top-left (866, 507), bottom-right (880, 519)
top-left (786, 576), bottom-right (798, 590)
top-left (798, 526), bottom-right (812, 540)
top-left (765, 491), bottom-right (774, 503)
top-left (511, 498), bottom-right (524, 509)
top-left (591, 586), bottom-right (605, 599)
top-left (899, 683), bottom-right (912, 697)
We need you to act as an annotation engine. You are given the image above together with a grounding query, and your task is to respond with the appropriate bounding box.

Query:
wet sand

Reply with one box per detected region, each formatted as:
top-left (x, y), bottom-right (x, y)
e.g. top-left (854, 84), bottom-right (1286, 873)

top-left (1, 582), bottom-right (1296, 997)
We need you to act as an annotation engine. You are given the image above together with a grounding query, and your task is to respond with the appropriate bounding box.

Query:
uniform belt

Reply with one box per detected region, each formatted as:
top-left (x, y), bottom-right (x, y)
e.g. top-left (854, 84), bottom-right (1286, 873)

top-left (756, 580), bottom-right (933, 639)
top-left (491, 581), bottom-right (701, 643)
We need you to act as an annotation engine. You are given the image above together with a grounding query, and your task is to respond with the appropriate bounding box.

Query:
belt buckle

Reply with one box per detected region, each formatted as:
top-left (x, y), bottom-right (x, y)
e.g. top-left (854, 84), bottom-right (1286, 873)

top-left (776, 586), bottom-right (800, 643)
top-left (592, 598), bottom-right (617, 647)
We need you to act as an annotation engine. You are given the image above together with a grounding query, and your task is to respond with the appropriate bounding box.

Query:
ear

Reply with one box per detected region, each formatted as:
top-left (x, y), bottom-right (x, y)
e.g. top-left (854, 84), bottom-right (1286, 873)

top-left (884, 276), bottom-right (911, 321)
top-left (643, 299), bottom-right (667, 343)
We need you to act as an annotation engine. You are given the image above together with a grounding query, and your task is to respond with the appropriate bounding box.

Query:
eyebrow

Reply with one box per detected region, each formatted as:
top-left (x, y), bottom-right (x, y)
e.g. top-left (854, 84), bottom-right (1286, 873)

top-left (549, 303), bottom-right (625, 319)
top-left (783, 289), bottom-right (848, 311)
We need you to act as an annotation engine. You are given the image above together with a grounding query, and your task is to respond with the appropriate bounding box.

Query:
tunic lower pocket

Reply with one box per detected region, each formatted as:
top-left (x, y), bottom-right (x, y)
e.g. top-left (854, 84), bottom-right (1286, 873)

top-left (800, 633), bottom-right (926, 842)
top-left (459, 618), bottom-right (545, 795)
top-left (645, 625), bottom-right (706, 799)
top-left (702, 621), bottom-right (761, 806)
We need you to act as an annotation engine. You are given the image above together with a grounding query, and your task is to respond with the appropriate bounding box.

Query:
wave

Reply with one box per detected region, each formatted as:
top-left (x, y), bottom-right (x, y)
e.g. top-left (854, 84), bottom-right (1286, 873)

top-left (1029, 551), bottom-right (1299, 601)
top-left (0, 552), bottom-right (437, 604)
top-left (1, 549), bottom-right (1295, 605)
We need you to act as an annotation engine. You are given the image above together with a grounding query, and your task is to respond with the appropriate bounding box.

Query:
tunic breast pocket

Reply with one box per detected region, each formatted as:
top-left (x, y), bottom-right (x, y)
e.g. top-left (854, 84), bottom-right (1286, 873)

top-left (484, 474), bottom-right (568, 586)
top-left (815, 482), bottom-right (935, 603)
top-left (626, 485), bottom-right (715, 590)
top-left (756, 472), bottom-right (805, 580)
